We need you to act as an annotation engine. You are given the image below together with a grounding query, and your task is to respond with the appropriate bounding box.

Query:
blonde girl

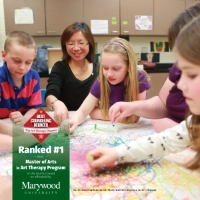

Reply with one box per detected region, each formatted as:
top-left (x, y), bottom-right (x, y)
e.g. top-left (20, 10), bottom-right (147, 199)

top-left (87, 17), bottom-right (200, 170)
top-left (69, 37), bottom-right (150, 132)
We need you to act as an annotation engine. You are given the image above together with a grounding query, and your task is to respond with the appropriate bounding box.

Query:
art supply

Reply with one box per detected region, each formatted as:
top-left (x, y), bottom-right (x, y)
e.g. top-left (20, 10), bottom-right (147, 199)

top-left (60, 119), bottom-right (70, 134)
top-left (88, 155), bottom-right (94, 161)
top-left (112, 123), bottom-right (119, 133)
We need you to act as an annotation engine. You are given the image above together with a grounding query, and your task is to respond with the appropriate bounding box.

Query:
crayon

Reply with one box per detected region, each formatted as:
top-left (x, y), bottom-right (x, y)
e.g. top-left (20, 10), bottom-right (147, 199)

top-left (88, 155), bottom-right (94, 161)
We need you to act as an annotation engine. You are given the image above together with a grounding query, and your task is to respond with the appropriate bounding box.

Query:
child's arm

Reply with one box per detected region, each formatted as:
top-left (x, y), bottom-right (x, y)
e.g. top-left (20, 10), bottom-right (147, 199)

top-left (0, 176), bottom-right (12, 200)
top-left (89, 90), bottom-right (147, 121)
top-left (0, 121), bottom-right (12, 136)
top-left (109, 95), bottom-right (167, 123)
top-left (0, 134), bottom-right (12, 151)
top-left (151, 118), bottom-right (178, 133)
top-left (87, 119), bottom-right (190, 168)
top-left (134, 90), bottom-right (148, 122)
top-left (69, 93), bottom-right (99, 133)
top-left (89, 107), bottom-right (109, 120)
top-left (23, 108), bottom-right (38, 122)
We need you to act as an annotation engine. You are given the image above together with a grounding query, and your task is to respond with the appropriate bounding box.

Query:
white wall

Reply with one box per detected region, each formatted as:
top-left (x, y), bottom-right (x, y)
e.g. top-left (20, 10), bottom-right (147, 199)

top-left (0, 0), bottom-right (176, 63)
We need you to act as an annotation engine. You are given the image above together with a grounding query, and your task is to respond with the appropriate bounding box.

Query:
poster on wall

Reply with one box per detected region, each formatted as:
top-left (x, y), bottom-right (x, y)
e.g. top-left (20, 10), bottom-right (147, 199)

top-left (91, 20), bottom-right (108, 34)
top-left (135, 15), bottom-right (152, 30)
top-left (141, 52), bottom-right (160, 63)
top-left (150, 42), bottom-right (169, 52)
top-left (15, 8), bottom-right (34, 24)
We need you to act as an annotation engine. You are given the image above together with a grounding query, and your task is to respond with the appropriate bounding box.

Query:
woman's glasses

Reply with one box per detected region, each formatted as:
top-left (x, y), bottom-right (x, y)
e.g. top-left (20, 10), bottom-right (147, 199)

top-left (66, 41), bottom-right (88, 48)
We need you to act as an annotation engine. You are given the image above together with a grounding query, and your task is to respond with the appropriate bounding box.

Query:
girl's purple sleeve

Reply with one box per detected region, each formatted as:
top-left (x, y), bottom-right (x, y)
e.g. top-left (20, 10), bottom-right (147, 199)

top-left (138, 71), bottom-right (151, 93)
top-left (169, 62), bottom-right (181, 84)
top-left (90, 80), bottom-right (100, 99)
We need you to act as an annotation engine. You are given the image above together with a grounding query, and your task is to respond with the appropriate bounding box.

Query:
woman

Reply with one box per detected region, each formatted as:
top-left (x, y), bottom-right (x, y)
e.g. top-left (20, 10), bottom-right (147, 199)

top-left (45, 22), bottom-right (99, 124)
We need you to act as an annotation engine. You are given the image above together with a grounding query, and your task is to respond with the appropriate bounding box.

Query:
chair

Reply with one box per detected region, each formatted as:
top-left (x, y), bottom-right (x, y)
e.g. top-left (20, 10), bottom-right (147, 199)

top-left (40, 89), bottom-right (46, 107)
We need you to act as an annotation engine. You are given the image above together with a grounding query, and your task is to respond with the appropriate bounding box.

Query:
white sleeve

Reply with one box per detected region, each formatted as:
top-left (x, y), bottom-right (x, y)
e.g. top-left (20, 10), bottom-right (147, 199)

top-left (115, 118), bottom-right (191, 164)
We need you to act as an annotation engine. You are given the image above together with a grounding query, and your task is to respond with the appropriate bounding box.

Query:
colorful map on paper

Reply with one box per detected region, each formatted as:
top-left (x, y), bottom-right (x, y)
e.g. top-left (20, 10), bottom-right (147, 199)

top-left (0, 117), bottom-right (200, 199)
top-left (0, 151), bottom-right (12, 176)
top-left (70, 118), bottom-right (200, 200)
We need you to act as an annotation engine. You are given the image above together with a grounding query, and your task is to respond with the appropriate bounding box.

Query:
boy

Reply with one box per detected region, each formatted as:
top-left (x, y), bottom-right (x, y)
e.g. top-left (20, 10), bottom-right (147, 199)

top-left (0, 31), bottom-right (42, 150)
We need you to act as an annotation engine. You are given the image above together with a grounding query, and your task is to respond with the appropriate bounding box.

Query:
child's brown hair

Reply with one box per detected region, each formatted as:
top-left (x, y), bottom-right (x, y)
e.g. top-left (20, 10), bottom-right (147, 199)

top-left (4, 31), bottom-right (36, 53)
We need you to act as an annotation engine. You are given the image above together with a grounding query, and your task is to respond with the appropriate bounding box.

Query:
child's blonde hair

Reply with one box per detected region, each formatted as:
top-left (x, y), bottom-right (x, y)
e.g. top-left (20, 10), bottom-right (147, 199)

top-left (175, 17), bottom-right (200, 170)
top-left (99, 37), bottom-right (145, 124)
top-left (4, 31), bottom-right (36, 53)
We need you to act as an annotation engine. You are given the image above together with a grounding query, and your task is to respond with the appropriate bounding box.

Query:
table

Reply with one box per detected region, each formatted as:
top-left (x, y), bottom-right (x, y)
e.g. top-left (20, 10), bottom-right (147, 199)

top-left (0, 112), bottom-right (200, 200)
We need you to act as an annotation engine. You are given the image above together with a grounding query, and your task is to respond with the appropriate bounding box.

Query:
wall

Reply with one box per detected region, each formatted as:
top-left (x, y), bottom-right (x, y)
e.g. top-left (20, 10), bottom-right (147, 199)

top-left (32, 36), bottom-right (176, 64)
top-left (0, 0), bottom-right (176, 64)
top-left (0, 0), bottom-right (5, 66)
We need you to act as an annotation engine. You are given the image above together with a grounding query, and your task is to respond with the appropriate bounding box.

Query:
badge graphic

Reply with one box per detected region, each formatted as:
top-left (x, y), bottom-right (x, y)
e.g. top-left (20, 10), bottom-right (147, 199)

top-left (23, 108), bottom-right (59, 142)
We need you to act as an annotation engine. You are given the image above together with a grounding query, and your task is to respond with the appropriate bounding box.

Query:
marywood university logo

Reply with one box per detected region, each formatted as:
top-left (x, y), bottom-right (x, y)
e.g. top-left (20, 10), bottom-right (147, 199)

top-left (24, 108), bottom-right (59, 142)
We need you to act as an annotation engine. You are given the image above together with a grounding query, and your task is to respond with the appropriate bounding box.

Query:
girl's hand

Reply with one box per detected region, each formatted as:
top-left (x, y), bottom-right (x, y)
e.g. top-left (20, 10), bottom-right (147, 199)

top-left (69, 118), bottom-right (79, 133)
top-left (109, 102), bottom-right (134, 123)
top-left (53, 100), bottom-right (69, 125)
top-left (9, 111), bottom-right (25, 125)
top-left (86, 147), bottom-right (119, 169)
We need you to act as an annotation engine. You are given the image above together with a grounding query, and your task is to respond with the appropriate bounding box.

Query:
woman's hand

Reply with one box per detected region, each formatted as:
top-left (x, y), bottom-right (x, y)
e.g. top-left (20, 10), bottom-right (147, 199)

top-left (53, 100), bottom-right (69, 125)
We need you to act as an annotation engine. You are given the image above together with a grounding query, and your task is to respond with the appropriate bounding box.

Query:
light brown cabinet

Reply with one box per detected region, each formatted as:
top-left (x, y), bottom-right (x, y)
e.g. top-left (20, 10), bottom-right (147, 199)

top-left (45, 0), bottom-right (83, 36)
top-left (3, 0), bottom-right (192, 36)
top-left (83, 0), bottom-right (120, 35)
top-left (120, 0), bottom-right (154, 35)
top-left (154, 0), bottom-right (185, 35)
top-left (147, 73), bottom-right (168, 98)
top-left (3, 0), bottom-right (46, 36)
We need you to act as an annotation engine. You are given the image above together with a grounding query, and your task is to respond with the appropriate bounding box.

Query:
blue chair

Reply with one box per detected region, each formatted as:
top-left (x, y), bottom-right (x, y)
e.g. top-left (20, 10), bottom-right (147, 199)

top-left (40, 89), bottom-right (46, 107)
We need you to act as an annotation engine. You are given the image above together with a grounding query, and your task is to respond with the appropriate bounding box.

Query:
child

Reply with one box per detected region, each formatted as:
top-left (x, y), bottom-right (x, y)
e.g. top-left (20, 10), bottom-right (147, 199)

top-left (69, 37), bottom-right (151, 133)
top-left (1, 31), bottom-right (42, 123)
top-left (0, 176), bottom-right (12, 200)
top-left (0, 31), bottom-right (42, 150)
top-left (109, 3), bottom-right (200, 133)
top-left (86, 17), bottom-right (200, 170)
